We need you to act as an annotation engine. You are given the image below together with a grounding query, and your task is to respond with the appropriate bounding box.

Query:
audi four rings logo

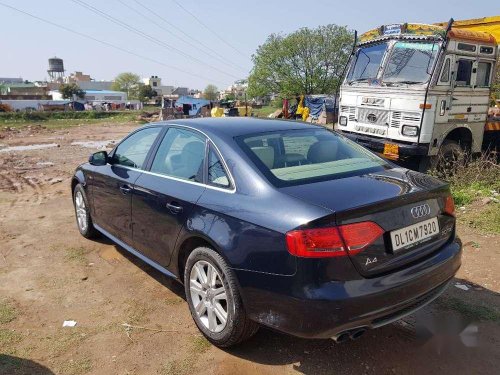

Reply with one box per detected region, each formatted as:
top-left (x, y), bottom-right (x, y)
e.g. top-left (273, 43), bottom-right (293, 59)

top-left (367, 113), bottom-right (377, 123)
top-left (411, 204), bottom-right (431, 218)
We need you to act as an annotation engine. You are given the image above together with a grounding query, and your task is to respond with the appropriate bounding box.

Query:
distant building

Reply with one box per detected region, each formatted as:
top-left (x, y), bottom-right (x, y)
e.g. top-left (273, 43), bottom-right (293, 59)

top-left (0, 81), bottom-right (50, 100)
top-left (65, 71), bottom-right (91, 83)
top-left (142, 75), bottom-right (175, 96)
top-left (220, 80), bottom-right (247, 100)
top-left (64, 71), bottom-right (113, 91)
top-left (172, 87), bottom-right (189, 96)
top-left (0, 77), bottom-right (23, 84)
top-left (51, 89), bottom-right (127, 103)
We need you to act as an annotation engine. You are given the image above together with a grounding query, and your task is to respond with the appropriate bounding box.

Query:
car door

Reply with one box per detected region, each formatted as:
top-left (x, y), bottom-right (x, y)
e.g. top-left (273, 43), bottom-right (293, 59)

top-left (131, 127), bottom-right (207, 267)
top-left (91, 126), bottom-right (162, 244)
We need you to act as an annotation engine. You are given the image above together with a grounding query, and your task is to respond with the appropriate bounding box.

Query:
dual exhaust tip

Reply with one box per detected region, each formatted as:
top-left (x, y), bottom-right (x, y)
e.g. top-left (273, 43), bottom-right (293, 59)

top-left (332, 327), bottom-right (366, 343)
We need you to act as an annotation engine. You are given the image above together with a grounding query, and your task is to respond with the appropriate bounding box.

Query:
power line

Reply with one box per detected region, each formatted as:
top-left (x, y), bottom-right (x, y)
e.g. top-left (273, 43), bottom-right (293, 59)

top-left (130, 0), bottom-right (247, 73)
top-left (70, 0), bottom-right (240, 80)
top-left (0, 2), bottom-right (230, 86)
top-left (170, 0), bottom-right (248, 59)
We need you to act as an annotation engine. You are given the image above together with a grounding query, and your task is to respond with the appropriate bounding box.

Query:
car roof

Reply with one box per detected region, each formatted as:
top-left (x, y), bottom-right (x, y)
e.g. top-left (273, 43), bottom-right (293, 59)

top-left (154, 117), bottom-right (323, 138)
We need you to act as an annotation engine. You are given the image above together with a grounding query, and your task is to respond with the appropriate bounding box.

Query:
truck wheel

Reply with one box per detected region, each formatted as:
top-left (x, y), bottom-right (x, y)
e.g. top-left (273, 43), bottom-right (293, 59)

top-left (435, 140), bottom-right (464, 174)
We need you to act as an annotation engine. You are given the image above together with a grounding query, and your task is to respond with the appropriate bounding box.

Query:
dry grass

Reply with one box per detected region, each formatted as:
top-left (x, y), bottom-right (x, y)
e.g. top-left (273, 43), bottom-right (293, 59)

top-left (0, 299), bottom-right (17, 324)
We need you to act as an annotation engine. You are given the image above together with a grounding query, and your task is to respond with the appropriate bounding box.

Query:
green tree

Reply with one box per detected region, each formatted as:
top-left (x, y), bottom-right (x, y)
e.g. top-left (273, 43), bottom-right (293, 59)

top-left (248, 25), bottom-right (354, 98)
top-left (203, 84), bottom-right (218, 100)
top-left (111, 72), bottom-right (141, 100)
top-left (137, 84), bottom-right (157, 103)
top-left (59, 83), bottom-right (85, 99)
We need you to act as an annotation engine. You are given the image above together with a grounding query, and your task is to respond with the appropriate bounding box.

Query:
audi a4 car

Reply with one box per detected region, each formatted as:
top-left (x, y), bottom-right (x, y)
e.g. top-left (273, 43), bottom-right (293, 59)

top-left (71, 118), bottom-right (461, 347)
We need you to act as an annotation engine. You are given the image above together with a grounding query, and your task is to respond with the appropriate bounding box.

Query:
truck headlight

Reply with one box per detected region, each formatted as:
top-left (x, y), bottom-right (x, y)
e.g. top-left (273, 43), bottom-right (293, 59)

top-left (402, 125), bottom-right (419, 137)
top-left (339, 116), bottom-right (347, 126)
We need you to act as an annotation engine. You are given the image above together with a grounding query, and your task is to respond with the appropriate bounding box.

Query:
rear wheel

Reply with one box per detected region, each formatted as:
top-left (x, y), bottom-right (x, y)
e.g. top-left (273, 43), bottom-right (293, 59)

top-left (73, 184), bottom-right (98, 238)
top-left (184, 247), bottom-right (259, 347)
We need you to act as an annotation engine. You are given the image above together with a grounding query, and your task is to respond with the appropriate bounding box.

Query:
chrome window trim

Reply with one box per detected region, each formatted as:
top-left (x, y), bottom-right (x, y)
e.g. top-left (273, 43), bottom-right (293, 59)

top-left (110, 123), bottom-right (237, 194)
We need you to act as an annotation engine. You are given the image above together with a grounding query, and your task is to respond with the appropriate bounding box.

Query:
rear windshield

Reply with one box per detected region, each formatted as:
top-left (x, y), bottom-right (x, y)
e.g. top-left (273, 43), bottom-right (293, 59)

top-left (236, 128), bottom-right (389, 187)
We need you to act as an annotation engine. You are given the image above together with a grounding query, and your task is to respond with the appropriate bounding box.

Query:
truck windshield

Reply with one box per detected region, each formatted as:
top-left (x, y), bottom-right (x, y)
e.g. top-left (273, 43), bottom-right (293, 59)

top-left (382, 41), bottom-right (439, 85)
top-left (346, 43), bottom-right (388, 84)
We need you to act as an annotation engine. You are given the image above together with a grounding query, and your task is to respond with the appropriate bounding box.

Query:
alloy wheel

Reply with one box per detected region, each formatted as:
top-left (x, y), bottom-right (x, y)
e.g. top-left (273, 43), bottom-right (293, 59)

top-left (189, 260), bottom-right (228, 333)
top-left (75, 191), bottom-right (88, 232)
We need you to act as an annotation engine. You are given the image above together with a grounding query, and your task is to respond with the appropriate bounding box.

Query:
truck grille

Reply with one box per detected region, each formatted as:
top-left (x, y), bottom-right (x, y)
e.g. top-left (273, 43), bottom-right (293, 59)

top-left (340, 106), bottom-right (356, 121)
top-left (390, 112), bottom-right (421, 128)
top-left (358, 108), bottom-right (389, 126)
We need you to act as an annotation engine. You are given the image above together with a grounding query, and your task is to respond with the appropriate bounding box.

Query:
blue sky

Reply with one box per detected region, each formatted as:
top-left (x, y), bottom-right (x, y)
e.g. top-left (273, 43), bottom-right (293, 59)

top-left (0, 0), bottom-right (497, 90)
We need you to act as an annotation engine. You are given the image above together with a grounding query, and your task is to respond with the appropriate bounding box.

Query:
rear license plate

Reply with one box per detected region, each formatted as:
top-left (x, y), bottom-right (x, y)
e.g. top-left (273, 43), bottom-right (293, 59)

top-left (390, 217), bottom-right (439, 251)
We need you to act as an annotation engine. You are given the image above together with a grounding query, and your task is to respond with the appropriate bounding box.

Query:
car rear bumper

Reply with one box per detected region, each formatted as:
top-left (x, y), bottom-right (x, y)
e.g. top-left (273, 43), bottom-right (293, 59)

top-left (234, 237), bottom-right (461, 339)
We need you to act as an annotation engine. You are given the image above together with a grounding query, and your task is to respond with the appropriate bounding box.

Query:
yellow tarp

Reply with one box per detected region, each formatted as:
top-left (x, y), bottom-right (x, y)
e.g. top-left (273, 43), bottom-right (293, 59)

top-left (211, 107), bottom-right (224, 117)
top-left (436, 16), bottom-right (500, 44)
top-left (236, 107), bottom-right (252, 116)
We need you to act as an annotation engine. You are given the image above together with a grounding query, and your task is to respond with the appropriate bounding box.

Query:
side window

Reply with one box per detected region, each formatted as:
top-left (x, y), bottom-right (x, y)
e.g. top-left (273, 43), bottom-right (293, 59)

top-left (113, 127), bottom-right (161, 169)
top-left (440, 58), bottom-right (450, 82)
top-left (456, 59), bottom-right (473, 86)
top-left (207, 146), bottom-right (230, 188)
top-left (151, 128), bottom-right (206, 182)
top-left (476, 62), bottom-right (492, 87)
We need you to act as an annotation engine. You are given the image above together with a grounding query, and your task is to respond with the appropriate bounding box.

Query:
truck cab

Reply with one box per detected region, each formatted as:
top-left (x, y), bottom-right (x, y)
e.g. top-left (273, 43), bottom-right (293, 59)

top-left (338, 22), bottom-right (498, 170)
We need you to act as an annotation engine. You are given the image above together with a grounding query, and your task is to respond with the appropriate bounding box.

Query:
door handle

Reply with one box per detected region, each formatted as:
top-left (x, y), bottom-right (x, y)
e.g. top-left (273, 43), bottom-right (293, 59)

top-left (119, 184), bottom-right (132, 195)
top-left (166, 202), bottom-right (183, 214)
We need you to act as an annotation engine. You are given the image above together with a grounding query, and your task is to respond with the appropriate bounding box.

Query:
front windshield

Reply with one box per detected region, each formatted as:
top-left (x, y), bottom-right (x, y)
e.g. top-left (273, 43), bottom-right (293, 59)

top-left (346, 43), bottom-right (387, 84)
top-left (382, 41), bottom-right (439, 85)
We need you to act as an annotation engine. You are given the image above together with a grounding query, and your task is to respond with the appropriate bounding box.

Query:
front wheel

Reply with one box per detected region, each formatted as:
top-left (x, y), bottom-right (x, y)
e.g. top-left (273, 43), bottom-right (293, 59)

top-left (184, 247), bottom-right (259, 347)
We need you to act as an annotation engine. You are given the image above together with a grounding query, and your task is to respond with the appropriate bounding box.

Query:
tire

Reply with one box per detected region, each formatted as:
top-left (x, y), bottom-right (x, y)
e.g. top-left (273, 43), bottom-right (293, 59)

top-left (184, 247), bottom-right (259, 347)
top-left (431, 140), bottom-right (464, 175)
top-left (73, 183), bottom-right (98, 239)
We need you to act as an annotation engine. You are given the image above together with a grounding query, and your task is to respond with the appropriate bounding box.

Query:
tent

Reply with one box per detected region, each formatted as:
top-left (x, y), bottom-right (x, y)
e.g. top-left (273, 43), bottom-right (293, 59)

top-left (304, 95), bottom-right (337, 118)
top-left (175, 96), bottom-right (211, 116)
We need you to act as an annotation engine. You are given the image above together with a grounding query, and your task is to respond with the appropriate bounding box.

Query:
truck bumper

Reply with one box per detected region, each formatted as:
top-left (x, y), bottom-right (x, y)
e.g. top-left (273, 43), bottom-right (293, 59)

top-left (342, 131), bottom-right (429, 158)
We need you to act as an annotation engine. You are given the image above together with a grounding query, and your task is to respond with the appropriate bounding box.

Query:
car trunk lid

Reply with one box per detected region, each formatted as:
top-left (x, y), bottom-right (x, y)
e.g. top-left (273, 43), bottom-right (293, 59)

top-left (280, 167), bottom-right (455, 276)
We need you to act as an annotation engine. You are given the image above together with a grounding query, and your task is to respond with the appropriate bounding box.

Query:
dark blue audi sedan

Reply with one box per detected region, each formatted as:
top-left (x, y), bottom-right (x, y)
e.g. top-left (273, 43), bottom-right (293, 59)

top-left (72, 118), bottom-right (461, 347)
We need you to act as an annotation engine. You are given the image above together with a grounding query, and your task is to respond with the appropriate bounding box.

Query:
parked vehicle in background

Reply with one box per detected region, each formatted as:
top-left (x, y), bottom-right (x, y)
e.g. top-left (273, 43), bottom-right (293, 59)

top-left (72, 118), bottom-right (461, 347)
top-left (338, 20), bottom-right (499, 171)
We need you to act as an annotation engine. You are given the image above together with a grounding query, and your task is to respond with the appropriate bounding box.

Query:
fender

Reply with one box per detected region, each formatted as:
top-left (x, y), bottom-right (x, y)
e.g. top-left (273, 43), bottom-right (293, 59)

top-left (431, 124), bottom-right (475, 155)
top-left (72, 168), bottom-right (87, 189)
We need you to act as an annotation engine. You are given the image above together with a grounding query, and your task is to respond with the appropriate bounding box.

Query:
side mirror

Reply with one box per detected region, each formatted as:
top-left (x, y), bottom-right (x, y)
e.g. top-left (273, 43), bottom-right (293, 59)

top-left (89, 151), bottom-right (108, 166)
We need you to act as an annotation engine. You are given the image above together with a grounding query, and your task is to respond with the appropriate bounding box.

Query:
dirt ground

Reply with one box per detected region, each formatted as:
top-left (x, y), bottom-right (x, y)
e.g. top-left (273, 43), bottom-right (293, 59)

top-left (0, 122), bottom-right (499, 375)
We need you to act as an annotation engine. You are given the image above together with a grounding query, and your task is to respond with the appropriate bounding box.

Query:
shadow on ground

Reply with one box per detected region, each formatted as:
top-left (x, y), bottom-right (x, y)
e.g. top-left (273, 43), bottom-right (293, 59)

top-left (0, 355), bottom-right (55, 375)
top-left (105, 239), bottom-right (499, 374)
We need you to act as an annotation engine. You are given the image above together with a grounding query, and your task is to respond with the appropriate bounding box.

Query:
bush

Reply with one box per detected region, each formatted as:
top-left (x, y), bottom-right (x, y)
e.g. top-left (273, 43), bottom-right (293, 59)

top-left (0, 110), bottom-right (125, 122)
top-left (429, 151), bottom-right (500, 206)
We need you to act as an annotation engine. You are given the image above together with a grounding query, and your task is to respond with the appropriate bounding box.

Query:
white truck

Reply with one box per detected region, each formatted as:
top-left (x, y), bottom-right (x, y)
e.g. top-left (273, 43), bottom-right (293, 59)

top-left (338, 20), bottom-right (499, 171)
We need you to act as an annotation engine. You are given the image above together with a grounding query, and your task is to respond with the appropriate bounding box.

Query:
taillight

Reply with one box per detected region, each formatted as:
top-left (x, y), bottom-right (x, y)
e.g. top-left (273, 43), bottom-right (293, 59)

top-left (286, 221), bottom-right (384, 258)
top-left (444, 195), bottom-right (455, 217)
top-left (338, 222), bottom-right (385, 255)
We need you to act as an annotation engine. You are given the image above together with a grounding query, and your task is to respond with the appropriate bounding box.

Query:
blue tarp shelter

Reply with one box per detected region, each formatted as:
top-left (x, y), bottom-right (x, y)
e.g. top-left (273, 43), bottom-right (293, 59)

top-left (304, 95), bottom-right (337, 118)
top-left (175, 96), bottom-right (211, 116)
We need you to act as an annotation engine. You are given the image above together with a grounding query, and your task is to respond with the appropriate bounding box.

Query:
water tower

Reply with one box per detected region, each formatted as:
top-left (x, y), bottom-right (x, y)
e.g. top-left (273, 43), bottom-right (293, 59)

top-left (47, 57), bottom-right (65, 82)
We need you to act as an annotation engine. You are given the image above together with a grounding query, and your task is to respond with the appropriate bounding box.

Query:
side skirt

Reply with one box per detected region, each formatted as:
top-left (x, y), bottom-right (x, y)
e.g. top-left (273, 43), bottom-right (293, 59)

top-left (94, 224), bottom-right (179, 281)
